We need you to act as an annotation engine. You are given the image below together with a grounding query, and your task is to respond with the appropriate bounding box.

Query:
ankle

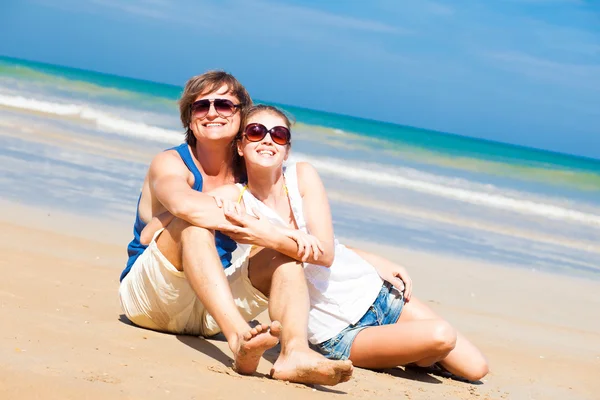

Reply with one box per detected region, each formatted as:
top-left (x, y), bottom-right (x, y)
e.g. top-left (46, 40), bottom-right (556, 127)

top-left (280, 337), bottom-right (309, 356)
top-left (223, 326), bottom-right (248, 350)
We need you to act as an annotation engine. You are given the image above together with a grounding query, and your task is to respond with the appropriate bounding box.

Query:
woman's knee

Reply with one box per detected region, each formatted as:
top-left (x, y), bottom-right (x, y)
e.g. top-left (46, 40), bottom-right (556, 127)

top-left (248, 250), bottom-right (302, 296)
top-left (430, 320), bottom-right (457, 353)
top-left (462, 358), bottom-right (489, 382)
top-left (254, 249), bottom-right (301, 276)
top-left (271, 252), bottom-right (302, 271)
top-left (178, 220), bottom-right (213, 243)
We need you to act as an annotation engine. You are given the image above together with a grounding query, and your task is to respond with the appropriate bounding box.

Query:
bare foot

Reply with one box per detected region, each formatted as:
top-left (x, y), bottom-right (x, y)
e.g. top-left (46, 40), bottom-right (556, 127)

top-left (271, 347), bottom-right (354, 386)
top-left (232, 321), bottom-right (281, 375)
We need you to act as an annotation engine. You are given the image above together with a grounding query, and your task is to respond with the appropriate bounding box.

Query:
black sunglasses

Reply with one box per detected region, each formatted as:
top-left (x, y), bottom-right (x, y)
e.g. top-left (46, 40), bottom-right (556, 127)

top-left (190, 98), bottom-right (240, 118)
top-left (244, 123), bottom-right (291, 146)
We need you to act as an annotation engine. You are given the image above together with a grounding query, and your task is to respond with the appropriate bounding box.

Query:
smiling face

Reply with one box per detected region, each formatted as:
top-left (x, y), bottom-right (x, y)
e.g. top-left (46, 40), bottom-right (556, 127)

top-left (238, 111), bottom-right (291, 172)
top-left (188, 84), bottom-right (241, 144)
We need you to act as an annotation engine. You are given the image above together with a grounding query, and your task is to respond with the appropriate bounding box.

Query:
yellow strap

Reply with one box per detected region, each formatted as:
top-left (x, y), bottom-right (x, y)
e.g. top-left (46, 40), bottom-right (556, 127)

top-left (237, 184), bottom-right (288, 204)
top-left (237, 185), bottom-right (248, 204)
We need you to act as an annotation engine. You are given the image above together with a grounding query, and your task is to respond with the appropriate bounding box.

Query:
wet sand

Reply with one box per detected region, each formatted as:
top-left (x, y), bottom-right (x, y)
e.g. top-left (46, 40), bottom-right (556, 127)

top-left (1, 200), bottom-right (599, 400)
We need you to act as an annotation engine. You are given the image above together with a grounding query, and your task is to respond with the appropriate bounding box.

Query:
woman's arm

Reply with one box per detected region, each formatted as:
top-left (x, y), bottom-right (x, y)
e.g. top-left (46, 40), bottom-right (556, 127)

top-left (296, 162), bottom-right (336, 267)
top-left (139, 185), bottom-right (241, 245)
top-left (146, 183), bottom-right (324, 263)
top-left (347, 247), bottom-right (413, 302)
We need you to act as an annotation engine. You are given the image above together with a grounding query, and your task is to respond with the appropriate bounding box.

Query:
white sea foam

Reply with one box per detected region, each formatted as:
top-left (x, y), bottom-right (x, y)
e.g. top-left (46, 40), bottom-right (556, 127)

top-left (3, 93), bottom-right (600, 227)
top-left (0, 94), bottom-right (181, 144)
top-left (289, 154), bottom-right (600, 227)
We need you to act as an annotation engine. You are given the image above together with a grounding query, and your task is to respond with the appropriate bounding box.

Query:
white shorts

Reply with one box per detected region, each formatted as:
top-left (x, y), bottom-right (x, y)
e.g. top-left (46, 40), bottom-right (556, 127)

top-left (119, 230), bottom-right (268, 337)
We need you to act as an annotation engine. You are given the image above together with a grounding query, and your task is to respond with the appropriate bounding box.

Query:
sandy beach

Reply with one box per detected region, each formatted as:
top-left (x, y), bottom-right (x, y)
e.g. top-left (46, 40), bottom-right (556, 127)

top-left (1, 200), bottom-right (599, 400)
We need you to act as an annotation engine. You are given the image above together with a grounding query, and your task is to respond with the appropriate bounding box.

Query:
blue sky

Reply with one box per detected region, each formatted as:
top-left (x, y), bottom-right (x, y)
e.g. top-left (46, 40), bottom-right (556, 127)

top-left (1, 0), bottom-right (599, 158)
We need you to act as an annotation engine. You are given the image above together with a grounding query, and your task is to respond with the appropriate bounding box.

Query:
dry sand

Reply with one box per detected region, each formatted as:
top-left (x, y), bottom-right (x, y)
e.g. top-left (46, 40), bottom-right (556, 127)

top-left (1, 200), bottom-right (599, 400)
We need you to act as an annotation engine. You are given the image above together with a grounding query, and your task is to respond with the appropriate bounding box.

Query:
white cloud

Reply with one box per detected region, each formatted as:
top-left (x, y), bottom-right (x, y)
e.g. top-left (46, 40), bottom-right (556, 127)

top-left (486, 51), bottom-right (600, 91)
top-left (71, 0), bottom-right (411, 35)
top-left (89, 0), bottom-right (173, 20)
top-left (421, 1), bottom-right (455, 16)
top-left (257, 1), bottom-right (409, 35)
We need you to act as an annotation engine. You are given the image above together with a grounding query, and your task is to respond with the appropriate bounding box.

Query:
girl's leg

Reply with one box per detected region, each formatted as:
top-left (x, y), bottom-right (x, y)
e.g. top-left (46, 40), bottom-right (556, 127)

top-left (398, 297), bottom-right (489, 381)
top-left (349, 318), bottom-right (456, 369)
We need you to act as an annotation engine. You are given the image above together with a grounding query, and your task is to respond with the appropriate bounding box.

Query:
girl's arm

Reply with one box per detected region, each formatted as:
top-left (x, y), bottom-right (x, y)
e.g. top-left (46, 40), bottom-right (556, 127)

top-left (216, 186), bottom-right (328, 265)
top-left (296, 162), bottom-right (336, 267)
top-left (347, 246), bottom-right (413, 302)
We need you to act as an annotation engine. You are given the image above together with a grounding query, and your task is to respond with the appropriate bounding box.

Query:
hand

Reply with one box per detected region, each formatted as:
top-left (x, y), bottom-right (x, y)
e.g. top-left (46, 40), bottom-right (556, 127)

top-left (282, 229), bottom-right (324, 262)
top-left (216, 207), bottom-right (277, 247)
top-left (377, 263), bottom-right (413, 303)
top-left (213, 196), bottom-right (242, 216)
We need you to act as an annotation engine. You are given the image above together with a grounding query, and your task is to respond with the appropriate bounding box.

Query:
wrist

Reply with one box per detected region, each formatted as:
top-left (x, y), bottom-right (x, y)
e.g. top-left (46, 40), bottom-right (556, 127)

top-left (262, 226), bottom-right (285, 249)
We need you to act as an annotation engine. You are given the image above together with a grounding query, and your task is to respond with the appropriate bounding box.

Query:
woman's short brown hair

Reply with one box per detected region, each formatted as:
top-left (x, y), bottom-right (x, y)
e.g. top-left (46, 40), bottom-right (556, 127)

top-left (179, 71), bottom-right (252, 146)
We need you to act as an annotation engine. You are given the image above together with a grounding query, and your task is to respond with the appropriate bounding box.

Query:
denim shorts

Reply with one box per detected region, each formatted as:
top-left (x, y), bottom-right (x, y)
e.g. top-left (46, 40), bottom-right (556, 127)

top-left (314, 282), bottom-right (405, 360)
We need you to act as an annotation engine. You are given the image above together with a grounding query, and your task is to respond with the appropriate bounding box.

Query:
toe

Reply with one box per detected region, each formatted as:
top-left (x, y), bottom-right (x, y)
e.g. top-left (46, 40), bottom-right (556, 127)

top-left (242, 331), bottom-right (252, 341)
top-left (270, 321), bottom-right (282, 336)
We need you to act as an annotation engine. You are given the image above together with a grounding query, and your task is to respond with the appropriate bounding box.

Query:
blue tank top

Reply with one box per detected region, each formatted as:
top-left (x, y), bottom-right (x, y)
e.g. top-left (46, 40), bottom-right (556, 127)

top-left (120, 143), bottom-right (237, 282)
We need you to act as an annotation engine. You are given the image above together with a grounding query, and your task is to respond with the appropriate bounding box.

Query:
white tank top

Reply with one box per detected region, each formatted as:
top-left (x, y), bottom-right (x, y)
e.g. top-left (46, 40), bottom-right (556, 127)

top-left (238, 163), bottom-right (383, 344)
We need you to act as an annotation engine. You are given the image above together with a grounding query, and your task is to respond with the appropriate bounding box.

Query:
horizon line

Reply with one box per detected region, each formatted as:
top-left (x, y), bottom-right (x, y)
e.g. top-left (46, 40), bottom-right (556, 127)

top-left (1, 53), bottom-right (599, 164)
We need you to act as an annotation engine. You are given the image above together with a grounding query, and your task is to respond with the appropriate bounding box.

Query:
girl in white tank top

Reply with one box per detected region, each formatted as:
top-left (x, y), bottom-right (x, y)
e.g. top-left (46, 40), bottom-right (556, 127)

top-left (236, 162), bottom-right (386, 345)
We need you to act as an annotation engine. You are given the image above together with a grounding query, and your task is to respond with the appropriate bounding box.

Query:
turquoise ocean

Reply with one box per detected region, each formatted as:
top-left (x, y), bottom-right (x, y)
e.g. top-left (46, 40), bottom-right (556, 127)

top-left (1, 55), bottom-right (599, 279)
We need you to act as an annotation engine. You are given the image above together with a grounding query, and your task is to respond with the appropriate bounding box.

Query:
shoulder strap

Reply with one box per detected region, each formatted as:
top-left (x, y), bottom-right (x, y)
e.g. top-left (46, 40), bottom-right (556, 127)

top-left (236, 184), bottom-right (248, 204)
top-left (284, 163), bottom-right (308, 233)
top-left (173, 143), bottom-right (203, 191)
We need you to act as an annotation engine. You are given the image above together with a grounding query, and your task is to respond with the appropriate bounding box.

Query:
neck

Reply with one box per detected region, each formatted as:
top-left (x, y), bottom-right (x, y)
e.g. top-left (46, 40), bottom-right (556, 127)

top-left (191, 140), bottom-right (234, 179)
top-left (246, 167), bottom-right (286, 203)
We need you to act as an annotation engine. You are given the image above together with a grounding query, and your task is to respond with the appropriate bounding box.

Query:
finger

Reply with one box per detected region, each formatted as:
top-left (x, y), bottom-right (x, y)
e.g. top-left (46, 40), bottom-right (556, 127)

top-left (302, 247), bottom-right (310, 262)
top-left (311, 240), bottom-right (320, 261)
top-left (302, 240), bottom-right (313, 262)
top-left (300, 240), bottom-right (310, 261)
top-left (297, 239), bottom-right (305, 258)
top-left (224, 210), bottom-right (246, 226)
top-left (302, 241), bottom-right (310, 262)
top-left (214, 197), bottom-right (223, 207)
top-left (228, 235), bottom-right (250, 244)
top-left (394, 272), bottom-right (410, 302)
top-left (396, 277), bottom-right (406, 293)
top-left (216, 224), bottom-right (242, 235)
top-left (251, 207), bottom-right (264, 220)
top-left (405, 279), bottom-right (413, 302)
top-left (234, 203), bottom-right (242, 215)
top-left (224, 232), bottom-right (251, 243)
top-left (389, 275), bottom-right (405, 293)
top-left (395, 270), bottom-right (412, 302)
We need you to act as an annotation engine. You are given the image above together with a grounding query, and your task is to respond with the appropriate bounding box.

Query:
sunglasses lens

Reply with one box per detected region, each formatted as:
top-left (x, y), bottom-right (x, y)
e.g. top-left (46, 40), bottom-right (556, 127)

top-left (191, 100), bottom-right (210, 116)
top-left (214, 99), bottom-right (236, 116)
top-left (270, 127), bottom-right (291, 145)
top-left (245, 124), bottom-right (267, 142)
